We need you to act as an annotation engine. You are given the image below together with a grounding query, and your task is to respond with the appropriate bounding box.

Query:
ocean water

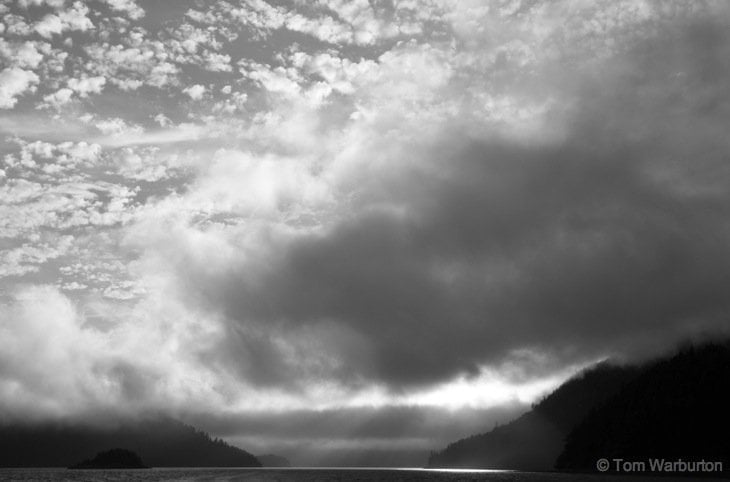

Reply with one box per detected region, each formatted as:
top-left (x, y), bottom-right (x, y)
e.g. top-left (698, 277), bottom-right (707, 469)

top-left (0, 468), bottom-right (723, 482)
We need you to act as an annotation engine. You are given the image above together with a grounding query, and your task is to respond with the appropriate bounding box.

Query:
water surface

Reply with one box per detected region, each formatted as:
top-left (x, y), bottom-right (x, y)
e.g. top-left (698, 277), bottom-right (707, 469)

top-left (0, 468), bottom-right (722, 482)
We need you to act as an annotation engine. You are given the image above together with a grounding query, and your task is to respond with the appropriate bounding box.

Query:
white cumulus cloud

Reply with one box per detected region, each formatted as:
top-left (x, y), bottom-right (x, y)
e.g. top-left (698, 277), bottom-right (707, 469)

top-left (183, 84), bottom-right (206, 100)
top-left (0, 67), bottom-right (39, 109)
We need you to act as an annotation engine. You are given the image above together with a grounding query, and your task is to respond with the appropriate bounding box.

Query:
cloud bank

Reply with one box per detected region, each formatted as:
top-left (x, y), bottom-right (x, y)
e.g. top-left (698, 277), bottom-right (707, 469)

top-left (2, 0), bottom-right (730, 464)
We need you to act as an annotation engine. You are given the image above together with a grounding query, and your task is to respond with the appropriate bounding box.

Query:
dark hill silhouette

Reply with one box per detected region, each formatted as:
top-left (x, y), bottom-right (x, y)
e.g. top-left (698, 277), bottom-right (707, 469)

top-left (428, 362), bottom-right (639, 470)
top-left (69, 448), bottom-right (148, 469)
top-left (556, 341), bottom-right (730, 474)
top-left (0, 416), bottom-right (261, 468)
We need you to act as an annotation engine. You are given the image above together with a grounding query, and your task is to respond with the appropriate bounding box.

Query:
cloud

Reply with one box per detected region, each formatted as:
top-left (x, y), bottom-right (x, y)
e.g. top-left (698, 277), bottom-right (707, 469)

top-left (1, 0), bottom-right (730, 462)
top-left (33, 2), bottom-right (94, 38)
top-left (92, 122), bottom-right (207, 147)
top-left (183, 84), bottom-right (206, 100)
top-left (0, 67), bottom-right (39, 108)
top-left (0, 235), bottom-right (74, 278)
top-left (17, 0), bottom-right (65, 9)
top-left (42, 87), bottom-right (74, 107)
top-left (99, 0), bottom-right (145, 20)
top-left (156, 12), bottom-right (730, 391)
top-left (0, 113), bottom-right (88, 139)
top-left (0, 40), bottom-right (47, 69)
top-left (0, 285), bottom-right (234, 421)
top-left (0, 177), bottom-right (133, 239)
top-left (83, 42), bottom-right (179, 91)
top-left (67, 75), bottom-right (106, 97)
top-left (3, 14), bottom-right (33, 36)
top-left (186, 0), bottom-right (428, 48)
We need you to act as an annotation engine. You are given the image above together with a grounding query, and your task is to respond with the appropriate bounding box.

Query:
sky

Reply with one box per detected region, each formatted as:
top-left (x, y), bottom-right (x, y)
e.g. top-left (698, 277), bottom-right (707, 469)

top-left (2, 0), bottom-right (730, 466)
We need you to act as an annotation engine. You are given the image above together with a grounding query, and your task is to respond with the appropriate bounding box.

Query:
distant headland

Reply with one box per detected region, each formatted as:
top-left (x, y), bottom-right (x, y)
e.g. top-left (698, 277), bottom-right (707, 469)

top-left (429, 340), bottom-right (730, 475)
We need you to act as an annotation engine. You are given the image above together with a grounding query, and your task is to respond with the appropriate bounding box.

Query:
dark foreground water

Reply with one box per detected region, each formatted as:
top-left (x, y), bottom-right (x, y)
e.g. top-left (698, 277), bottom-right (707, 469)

top-left (0, 468), bottom-right (725, 482)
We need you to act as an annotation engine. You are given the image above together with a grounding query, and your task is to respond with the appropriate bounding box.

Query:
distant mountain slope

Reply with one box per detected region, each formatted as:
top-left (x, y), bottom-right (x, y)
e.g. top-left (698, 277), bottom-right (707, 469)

top-left (428, 362), bottom-right (638, 470)
top-left (556, 341), bottom-right (730, 473)
top-left (0, 416), bottom-right (261, 468)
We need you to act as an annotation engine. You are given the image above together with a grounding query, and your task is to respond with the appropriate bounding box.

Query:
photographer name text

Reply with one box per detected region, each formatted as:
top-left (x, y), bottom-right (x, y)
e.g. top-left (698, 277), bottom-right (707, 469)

top-left (596, 457), bottom-right (723, 473)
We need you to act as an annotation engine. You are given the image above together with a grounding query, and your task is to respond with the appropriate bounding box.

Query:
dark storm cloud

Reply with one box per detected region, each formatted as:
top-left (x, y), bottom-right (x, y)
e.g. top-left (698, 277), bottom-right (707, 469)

top-left (186, 17), bottom-right (730, 389)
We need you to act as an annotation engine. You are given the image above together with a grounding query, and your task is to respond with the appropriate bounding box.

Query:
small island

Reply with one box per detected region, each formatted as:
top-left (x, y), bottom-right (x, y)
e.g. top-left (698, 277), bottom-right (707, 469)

top-left (69, 448), bottom-right (149, 469)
